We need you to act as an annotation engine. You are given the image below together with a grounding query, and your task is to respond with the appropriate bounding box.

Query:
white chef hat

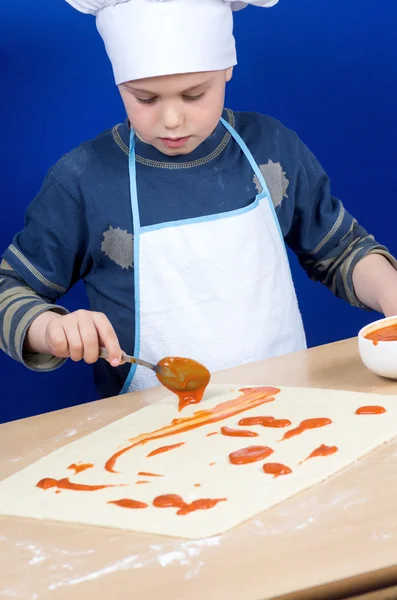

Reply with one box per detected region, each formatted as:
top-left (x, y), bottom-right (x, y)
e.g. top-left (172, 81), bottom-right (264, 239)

top-left (65, 0), bottom-right (278, 85)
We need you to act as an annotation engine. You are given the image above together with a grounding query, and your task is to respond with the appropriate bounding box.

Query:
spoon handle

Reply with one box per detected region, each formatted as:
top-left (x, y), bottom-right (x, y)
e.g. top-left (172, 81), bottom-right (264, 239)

top-left (98, 347), bottom-right (159, 373)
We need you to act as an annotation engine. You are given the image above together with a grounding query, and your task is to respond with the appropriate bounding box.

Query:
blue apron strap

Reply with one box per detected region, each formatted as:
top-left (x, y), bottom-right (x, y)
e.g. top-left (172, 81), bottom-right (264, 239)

top-left (120, 128), bottom-right (140, 394)
top-left (220, 117), bottom-right (285, 245)
top-left (128, 130), bottom-right (140, 229)
top-left (220, 117), bottom-right (268, 195)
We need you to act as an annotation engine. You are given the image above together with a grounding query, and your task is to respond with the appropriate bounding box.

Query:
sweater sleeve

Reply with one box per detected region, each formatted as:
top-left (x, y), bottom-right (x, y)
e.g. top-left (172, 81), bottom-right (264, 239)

top-left (285, 135), bottom-right (397, 309)
top-left (1, 168), bottom-right (91, 369)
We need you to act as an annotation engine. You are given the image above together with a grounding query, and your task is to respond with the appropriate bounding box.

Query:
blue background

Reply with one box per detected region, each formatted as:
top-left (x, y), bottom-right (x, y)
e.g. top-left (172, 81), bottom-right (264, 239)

top-left (1, 0), bottom-right (396, 423)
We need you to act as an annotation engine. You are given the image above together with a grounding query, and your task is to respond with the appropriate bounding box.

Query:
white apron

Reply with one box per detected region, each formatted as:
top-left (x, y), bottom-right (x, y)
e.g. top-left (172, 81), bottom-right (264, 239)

top-left (121, 118), bottom-right (306, 394)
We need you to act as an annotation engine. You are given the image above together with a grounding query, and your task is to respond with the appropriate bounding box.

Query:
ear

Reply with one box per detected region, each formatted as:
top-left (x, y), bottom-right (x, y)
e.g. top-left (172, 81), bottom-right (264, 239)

top-left (225, 67), bottom-right (234, 82)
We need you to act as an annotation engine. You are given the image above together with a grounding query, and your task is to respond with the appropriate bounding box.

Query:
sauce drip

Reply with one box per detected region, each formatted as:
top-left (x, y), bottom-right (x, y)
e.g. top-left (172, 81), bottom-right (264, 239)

top-left (304, 444), bottom-right (338, 461)
top-left (262, 463), bottom-right (292, 478)
top-left (137, 472), bottom-right (163, 477)
top-left (281, 418), bottom-right (332, 441)
top-left (108, 499), bottom-right (148, 509)
top-left (136, 481), bottom-right (150, 484)
top-left (153, 494), bottom-right (185, 508)
top-left (239, 416), bottom-right (291, 428)
top-left (105, 386), bottom-right (279, 473)
top-left (37, 478), bottom-right (122, 492)
top-left (67, 463), bottom-right (94, 475)
top-left (206, 432), bottom-right (218, 437)
top-left (156, 357), bottom-right (211, 411)
top-left (147, 442), bottom-right (185, 457)
top-left (153, 494), bottom-right (227, 515)
top-left (221, 426), bottom-right (258, 437)
top-left (229, 445), bottom-right (274, 465)
top-left (177, 499), bottom-right (227, 516)
top-left (356, 405), bottom-right (386, 415)
top-left (364, 324), bottom-right (397, 343)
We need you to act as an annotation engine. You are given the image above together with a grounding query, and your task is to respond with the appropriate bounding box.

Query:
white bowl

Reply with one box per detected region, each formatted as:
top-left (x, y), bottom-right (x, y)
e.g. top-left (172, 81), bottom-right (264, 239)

top-left (358, 315), bottom-right (397, 379)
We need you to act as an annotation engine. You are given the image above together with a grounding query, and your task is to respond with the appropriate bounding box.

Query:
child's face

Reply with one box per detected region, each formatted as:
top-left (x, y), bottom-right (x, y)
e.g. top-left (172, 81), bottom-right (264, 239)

top-left (118, 68), bottom-right (233, 156)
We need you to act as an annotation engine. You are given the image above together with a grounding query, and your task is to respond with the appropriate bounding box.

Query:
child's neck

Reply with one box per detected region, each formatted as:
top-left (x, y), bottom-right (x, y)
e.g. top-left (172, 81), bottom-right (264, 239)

top-left (123, 109), bottom-right (232, 165)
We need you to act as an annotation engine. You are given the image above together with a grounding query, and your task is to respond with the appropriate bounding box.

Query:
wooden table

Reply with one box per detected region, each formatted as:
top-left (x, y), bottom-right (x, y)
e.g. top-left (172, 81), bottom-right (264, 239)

top-left (2, 337), bottom-right (397, 600)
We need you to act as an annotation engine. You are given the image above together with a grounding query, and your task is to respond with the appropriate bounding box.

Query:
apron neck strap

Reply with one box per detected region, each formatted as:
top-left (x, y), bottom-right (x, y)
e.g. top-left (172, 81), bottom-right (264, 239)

top-left (129, 129), bottom-right (140, 228)
top-left (220, 117), bottom-right (267, 193)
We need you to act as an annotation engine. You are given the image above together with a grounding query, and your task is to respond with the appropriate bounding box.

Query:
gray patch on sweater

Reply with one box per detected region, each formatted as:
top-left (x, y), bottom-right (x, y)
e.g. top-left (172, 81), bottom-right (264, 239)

top-left (253, 160), bottom-right (289, 207)
top-left (101, 226), bottom-right (134, 270)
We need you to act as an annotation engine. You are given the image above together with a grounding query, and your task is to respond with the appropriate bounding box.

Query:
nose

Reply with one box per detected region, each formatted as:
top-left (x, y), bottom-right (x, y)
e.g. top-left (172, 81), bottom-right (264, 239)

top-left (162, 103), bottom-right (184, 131)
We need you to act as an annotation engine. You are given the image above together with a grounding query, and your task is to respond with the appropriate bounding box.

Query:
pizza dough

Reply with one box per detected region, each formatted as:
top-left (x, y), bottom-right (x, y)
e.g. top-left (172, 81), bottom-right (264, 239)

top-left (1, 384), bottom-right (397, 539)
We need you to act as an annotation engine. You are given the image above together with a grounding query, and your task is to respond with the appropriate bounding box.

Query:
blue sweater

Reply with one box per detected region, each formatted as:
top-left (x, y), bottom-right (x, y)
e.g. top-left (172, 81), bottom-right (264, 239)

top-left (0, 109), bottom-right (394, 397)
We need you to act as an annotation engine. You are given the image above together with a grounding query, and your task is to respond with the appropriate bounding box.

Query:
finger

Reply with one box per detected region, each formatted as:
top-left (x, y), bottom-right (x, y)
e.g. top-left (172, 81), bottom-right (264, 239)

top-left (63, 319), bottom-right (84, 362)
top-left (46, 319), bottom-right (69, 358)
top-left (92, 313), bottom-right (122, 367)
top-left (78, 317), bottom-right (100, 364)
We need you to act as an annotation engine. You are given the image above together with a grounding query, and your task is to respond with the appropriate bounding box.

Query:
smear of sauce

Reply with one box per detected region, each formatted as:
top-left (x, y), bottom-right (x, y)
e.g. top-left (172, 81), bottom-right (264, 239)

top-left (105, 386), bottom-right (279, 473)
top-left (156, 357), bottom-right (211, 411)
top-left (209, 462), bottom-right (216, 466)
top-left (137, 472), bottom-right (163, 477)
top-left (37, 478), bottom-right (123, 492)
top-left (262, 463), bottom-right (292, 478)
top-left (153, 494), bottom-right (227, 515)
top-left (206, 432), bottom-right (218, 437)
top-left (356, 406), bottom-right (386, 415)
top-left (281, 418), bottom-right (332, 441)
top-left (136, 481), bottom-right (150, 484)
top-left (67, 463), bottom-right (94, 475)
top-left (147, 442), bottom-right (186, 457)
top-left (108, 499), bottom-right (148, 509)
top-left (364, 324), bottom-right (397, 344)
top-left (239, 416), bottom-right (291, 428)
top-left (221, 426), bottom-right (258, 437)
top-left (303, 444), bottom-right (338, 462)
top-left (229, 446), bottom-right (274, 465)
top-left (194, 484), bottom-right (201, 487)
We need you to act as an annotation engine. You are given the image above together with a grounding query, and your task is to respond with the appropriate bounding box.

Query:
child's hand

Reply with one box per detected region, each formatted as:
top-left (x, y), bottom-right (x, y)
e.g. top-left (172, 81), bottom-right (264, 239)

top-left (26, 310), bottom-right (122, 366)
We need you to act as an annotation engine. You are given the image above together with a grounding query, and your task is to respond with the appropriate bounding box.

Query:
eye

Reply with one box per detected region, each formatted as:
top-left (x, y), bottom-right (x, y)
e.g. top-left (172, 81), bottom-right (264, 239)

top-left (136, 97), bottom-right (157, 105)
top-left (183, 93), bottom-right (204, 102)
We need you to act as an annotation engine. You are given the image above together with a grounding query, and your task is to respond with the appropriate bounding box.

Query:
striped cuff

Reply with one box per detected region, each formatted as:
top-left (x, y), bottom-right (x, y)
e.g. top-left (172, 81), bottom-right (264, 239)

top-left (20, 305), bottom-right (70, 372)
top-left (0, 295), bottom-right (69, 372)
top-left (0, 261), bottom-right (70, 371)
top-left (340, 248), bottom-right (397, 310)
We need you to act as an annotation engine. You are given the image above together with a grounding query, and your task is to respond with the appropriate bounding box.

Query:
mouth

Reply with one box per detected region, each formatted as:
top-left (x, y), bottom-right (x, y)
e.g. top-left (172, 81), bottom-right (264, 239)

top-left (159, 136), bottom-right (190, 149)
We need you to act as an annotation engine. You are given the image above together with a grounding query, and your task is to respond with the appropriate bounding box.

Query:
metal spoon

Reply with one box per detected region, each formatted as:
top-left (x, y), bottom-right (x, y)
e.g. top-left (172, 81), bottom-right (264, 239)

top-left (98, 347), bottom-right (161, 373)
top-left (98, 347), bottom-right (210, 401)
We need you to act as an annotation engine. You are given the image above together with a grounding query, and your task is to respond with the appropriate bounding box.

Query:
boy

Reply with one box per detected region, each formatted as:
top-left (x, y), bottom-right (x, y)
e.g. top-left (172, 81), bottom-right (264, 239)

top-left (1, 0), bottom-right (397, 399)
